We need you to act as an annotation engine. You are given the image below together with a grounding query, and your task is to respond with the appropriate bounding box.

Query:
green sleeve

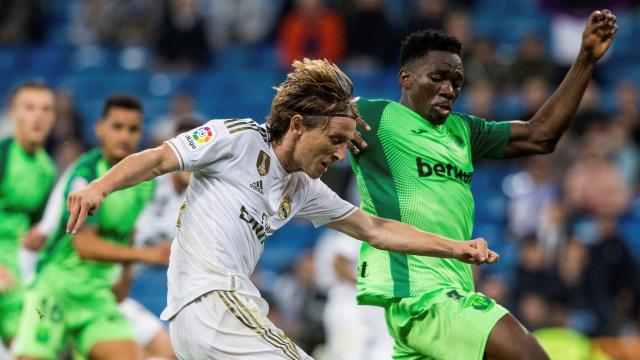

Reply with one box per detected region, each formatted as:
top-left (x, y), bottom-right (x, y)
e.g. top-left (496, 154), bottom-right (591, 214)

top-left (355, 98), bottom-right (391, 156)
top-left (462, 114), bottom-right (511, 161)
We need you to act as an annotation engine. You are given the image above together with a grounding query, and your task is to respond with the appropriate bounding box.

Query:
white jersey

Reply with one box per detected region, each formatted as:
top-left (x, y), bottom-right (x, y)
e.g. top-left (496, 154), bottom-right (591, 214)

top-left (161, 118), bottom-right (356, 320)
top-left (134, 174), bottom-right (185, 248)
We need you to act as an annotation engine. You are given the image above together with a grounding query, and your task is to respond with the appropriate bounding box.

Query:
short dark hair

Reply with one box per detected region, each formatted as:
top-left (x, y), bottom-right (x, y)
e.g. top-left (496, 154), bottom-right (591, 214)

top-left (400, 29), bottom-right (462, 67)
top-left (100, 94), bottom-right (143, 119)
top-left (174, 116), bottom-right (202, 136)
top-left (10, 79), bottom-right (52, 103)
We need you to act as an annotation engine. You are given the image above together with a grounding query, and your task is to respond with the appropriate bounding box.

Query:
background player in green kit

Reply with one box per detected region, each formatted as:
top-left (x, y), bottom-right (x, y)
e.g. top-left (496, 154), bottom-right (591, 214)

top-left (14, 95), bottom-right (171, 360)
top-left (351, 9), bottom-right (617, 360)
top-left (0, 81), bottom-right (56, 347)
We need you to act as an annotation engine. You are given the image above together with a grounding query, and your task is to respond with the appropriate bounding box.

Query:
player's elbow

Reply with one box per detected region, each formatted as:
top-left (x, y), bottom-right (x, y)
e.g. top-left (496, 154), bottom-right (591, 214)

top-left (72, 233), bottom-right (96, 260)
top-left (363, 218), bottom-right (391, 251)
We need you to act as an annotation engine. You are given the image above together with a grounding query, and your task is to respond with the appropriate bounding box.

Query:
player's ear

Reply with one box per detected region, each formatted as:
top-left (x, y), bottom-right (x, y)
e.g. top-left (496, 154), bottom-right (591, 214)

top-left (399, 68), bottom-right (412, 89)
top-left (290, 114), bottom-right (304, 135)
top-left (95, 118), bottom-right (105, 141)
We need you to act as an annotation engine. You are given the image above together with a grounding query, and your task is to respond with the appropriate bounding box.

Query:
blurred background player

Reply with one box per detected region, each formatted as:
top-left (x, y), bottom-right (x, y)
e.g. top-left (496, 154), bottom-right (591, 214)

top-left (351, 9), bottom-right (617, 360)
top-left (0, 81), bottom-right (56, 351)
top-left (13, 94), bottom-right (171, 360)
top-left (314, 228), bottom-right (393, 360)
top-left (19, 119), bottom-right (201, 360)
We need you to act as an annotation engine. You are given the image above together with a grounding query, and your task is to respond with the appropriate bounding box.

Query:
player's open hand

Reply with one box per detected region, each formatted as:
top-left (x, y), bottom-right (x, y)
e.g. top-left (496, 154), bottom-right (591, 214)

top-left (454, 238), bottom-right (499, 265)
top-left (66, 182), bottom-right (106, 234)
top-left (581, 9), bottom-right (617, 61)
top-left (141, 241), bottom-right (172, 265)
top-left (22, 226), bottom-right (48, 251)
top-left (347, 116), bottom-right (370, 155)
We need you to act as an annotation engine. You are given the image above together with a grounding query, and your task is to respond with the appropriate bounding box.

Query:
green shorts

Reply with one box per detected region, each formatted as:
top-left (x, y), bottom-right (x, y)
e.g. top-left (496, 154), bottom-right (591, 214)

top-left (0, 286), bottom-right (23, 342)
top-left (384, 288), bottom-right (509, 360)
top-left (14, 272), bottom-right (135, 359)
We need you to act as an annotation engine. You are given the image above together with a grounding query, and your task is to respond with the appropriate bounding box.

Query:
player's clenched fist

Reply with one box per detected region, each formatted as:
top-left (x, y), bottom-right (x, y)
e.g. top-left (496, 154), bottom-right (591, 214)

top-left (581, 9), bottom-right (617, 61)
top-left (453, 238), bottom-right (499, 265)
top-left (66, 182), bottom-right (107, 234)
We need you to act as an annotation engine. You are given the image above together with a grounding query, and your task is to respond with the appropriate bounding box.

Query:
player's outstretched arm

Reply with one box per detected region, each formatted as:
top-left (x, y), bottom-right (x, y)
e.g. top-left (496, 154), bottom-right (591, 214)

top-left (504, 9), bottom-right (617, 158)
top-left (66, 143), bottom-right (180, 234)
top-left (73, 226), bottom-right (171, 265)
top-left (327, 209), bottom-right (499, 265)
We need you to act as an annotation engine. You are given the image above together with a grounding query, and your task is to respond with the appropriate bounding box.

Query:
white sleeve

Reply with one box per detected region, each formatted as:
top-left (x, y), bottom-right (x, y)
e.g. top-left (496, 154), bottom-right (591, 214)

top-left (36, 166), bottom-right (73, 236)
top-left (297, 178), bottom-right (357, 228)
top-left (164, 119), bottom-right (235, 172)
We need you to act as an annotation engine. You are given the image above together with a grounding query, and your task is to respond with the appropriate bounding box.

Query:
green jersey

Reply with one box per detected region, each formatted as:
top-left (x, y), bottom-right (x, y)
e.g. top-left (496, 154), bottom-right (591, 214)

top-left (0, 137), bottom-right (55, 275)
top-left (351, 99), bottom-right (510, 305)
top-left (37, 149), bottom-right (154, 293)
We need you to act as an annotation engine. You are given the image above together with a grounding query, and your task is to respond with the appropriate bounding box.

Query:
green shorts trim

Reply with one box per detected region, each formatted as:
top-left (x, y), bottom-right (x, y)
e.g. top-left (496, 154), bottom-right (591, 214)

top-left (14, 274), bottom-right (135, 359)
top-left (384, 288), bottom-right (509, 360)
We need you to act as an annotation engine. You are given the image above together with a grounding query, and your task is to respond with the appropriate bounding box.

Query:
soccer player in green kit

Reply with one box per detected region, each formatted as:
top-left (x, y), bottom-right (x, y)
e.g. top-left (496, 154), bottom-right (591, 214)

top-left (351, 10), bottom-right (617, 360)
top-left (14, 95), bottom-right (171, 360)
top-left (0, 81), bottom-right (56, 348)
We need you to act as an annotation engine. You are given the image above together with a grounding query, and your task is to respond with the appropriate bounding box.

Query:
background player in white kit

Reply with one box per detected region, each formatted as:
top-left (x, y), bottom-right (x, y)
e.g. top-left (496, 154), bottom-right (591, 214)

top-left (314, 228), bottom-right (393, 360)
top-left (66, 59), bottom-right (499, 360)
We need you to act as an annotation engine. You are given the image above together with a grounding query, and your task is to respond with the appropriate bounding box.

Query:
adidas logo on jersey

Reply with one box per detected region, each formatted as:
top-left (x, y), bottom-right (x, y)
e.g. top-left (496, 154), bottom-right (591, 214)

top-left (249, 180), bottom-right (264, 194)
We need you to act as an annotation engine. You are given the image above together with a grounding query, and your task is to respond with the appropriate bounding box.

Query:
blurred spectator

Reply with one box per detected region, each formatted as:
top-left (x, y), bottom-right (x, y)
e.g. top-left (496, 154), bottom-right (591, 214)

top-left (443, 9), bottom-right (471, 55)
top-left (589, 216), bottom-right (639, 335)
top-left (513, 235), bottom-right (565, 329)
top-left (277, 0), bottom-right (345, 68)
top-left (557, 237), bottom-right (596, 331)
top-left (342, 0), bottom-right (394, 70)
top-left (203, 0), bottom-right (280, 47)
top-left (47, 91), bottom-right (86, 170)
top-left (564, 124), bottom-right (631, 218)
top-left (465, 80), bottom-right (496, 119)
top-left (569, 81), bottom-right (608, 138)
top-left (71, 0), bottom-right (161, 45)
top-left (507, 157), bottom-right (559, 245)
top-left (612, 81), bottom-right (640, 147)
top-left (609, 119), bottom-right (640, 189)
top-left (272, 252), bottom-right (325, 354)
top-left (463, 38), bottom-right (506, 86)
top-left (0, 0), bottom-right (44, 44)
top-left (405, 0), bottom-right (448, 35)
top-left (518, 76), bottom-right (551, 120)
top-left (154, 0), bottom-right (210, 72)
top-left (150, 92), bottom-right (203, 146)
top-left (504, 34), bottom-right (559, 90)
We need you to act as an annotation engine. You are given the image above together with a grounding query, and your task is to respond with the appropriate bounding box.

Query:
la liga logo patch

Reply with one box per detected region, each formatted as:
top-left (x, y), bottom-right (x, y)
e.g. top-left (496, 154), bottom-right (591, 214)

top-left (193, 126), bottom-right (213, 144)
top-left (181, 125), bottom-right (215, 152)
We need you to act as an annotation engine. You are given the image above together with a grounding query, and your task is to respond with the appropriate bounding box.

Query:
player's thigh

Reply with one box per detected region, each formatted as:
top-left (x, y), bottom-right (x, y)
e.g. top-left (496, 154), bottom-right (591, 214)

top-left (14, 287), bottom-right (66, 360)
top-left (87, 339), bottom-right (141, 360)
top-left (0, 286), bottom-right (23, 344)
top-left (118, 298), bottom-right (166, 348)
top-left (386, 289), bottom-right (508, 360)
top-left (75, 299), bottom-right (137, 359)
top-left (485, 313), bottom-right (550, 360)
top-left (170, 290), bottom-right (311, 360)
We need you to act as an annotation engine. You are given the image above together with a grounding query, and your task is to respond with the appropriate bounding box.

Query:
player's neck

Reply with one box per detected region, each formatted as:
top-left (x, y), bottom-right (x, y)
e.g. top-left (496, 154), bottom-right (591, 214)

top-left (13, 134), bottom-right (39, 155)
top-left (271, 140), bottom-right (297, 173)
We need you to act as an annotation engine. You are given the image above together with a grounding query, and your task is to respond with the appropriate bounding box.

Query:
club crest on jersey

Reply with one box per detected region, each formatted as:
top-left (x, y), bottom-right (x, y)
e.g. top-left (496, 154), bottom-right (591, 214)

top-left (278, 195), bottom-right (292, 220)
top-left (181, 126), bottom-right (215, 152)
top-left (256, 150), bottom-right (271, 176)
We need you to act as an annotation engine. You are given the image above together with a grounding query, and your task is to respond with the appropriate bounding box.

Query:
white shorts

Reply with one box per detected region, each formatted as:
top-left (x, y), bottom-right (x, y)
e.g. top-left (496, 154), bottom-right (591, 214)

top-left (119, 297), bottom-right (165, 346)
top-left (169, 290), bottom-right (312, 360)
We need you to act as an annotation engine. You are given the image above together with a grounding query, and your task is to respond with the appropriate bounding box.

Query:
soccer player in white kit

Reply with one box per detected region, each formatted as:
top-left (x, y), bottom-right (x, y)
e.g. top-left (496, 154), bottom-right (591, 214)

top-left (65, 59), bottom-right (499, 360)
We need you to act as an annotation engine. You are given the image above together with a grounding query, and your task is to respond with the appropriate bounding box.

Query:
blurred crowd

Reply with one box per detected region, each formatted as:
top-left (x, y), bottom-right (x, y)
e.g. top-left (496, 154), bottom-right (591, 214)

top-left (1, 0), bottom-right (640, 358)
